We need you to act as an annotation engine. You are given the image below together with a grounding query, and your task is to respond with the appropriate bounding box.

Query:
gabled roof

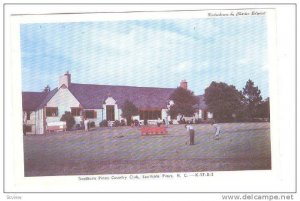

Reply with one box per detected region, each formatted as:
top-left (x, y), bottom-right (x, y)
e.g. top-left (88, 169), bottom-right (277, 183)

top-left (22, 88), bottom-right (58, 111)
top-left (22, 92), bottom-right (47, 111)
top-left (36, 88), bottom-right (58, 109)
top-left (68, 83), bottom-right (175, 109)
top-left (22, 83), bottom-right (208, 111)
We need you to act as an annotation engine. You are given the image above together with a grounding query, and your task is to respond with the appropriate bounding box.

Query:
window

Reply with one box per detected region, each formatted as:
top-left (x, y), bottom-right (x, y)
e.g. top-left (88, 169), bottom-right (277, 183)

top-left (46, 107), bottom-right (58, 117)
top-left (139, 110), bottom-right (162, 120)
top-left (71, 107), bottom-right (82, 116)
top-left (85, 110), bottom-right (97, 119)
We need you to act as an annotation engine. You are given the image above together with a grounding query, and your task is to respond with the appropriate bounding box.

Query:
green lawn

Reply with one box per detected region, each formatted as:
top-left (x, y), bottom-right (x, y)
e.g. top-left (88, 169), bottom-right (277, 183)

top-left (23, 123), bottom-right (271, 176)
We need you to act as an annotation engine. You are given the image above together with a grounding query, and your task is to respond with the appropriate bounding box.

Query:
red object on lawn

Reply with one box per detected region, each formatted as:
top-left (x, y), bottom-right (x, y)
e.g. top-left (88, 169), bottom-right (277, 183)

top-left (140, 126), bottom-right (168, 136)
top-left (46, 126), bottom-right (65, 132)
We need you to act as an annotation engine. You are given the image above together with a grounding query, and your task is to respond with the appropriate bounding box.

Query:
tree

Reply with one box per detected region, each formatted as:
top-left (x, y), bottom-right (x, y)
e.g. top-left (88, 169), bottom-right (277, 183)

top-left (204, 82), bottom-right (244, 122)
top-left (168, 87), bottom-right (198, 118)
top-left (256, 97), bottom-right (270, 120)
top-left (242, 79), bottom-right (263, 119)
top-left (121, 100), bottom-right (139, 125)
top-left (60, 111), bottom-right (75, 131)
top-left (43, 85), bottom-right (51, 93)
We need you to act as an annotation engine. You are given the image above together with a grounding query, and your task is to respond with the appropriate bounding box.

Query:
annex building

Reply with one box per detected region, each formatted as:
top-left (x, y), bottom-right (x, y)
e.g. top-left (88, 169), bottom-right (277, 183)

top-left (22, 72), bottom-right (213, 134)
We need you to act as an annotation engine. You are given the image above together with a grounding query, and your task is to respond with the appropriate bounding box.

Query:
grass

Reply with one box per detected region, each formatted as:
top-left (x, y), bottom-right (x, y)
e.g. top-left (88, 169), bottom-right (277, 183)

top-left (23, 122), bottom-right (271, 176)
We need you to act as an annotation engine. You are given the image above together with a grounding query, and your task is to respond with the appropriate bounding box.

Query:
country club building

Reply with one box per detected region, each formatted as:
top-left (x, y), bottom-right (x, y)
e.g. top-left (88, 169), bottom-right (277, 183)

top-left (22, 72), bottom-right (213, 134)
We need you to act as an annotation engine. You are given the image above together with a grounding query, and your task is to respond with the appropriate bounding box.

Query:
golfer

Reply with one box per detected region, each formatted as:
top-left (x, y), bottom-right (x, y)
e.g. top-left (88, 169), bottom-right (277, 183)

top-left (84, 116), bottom-right (89, 131)
top-left (211, 120), bottom-right (221, 140)
top-left (185, 124), bottom-right (195, 145)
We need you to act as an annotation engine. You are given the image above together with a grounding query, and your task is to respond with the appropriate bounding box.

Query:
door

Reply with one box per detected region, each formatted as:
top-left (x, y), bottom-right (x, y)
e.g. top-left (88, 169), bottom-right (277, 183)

top-left (106, 105), bottom-right (115, 121)
top-left (203, 110), bottom-right (208, 120)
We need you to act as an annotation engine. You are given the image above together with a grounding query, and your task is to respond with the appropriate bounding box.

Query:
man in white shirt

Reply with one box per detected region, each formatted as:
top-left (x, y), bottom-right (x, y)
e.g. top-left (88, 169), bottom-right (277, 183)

top-left (185, 124), bottom-right (195, 145)
top-left (212, 121), bottom-right (221, 140)
top-left (84, 117), bottom-right (89, 131)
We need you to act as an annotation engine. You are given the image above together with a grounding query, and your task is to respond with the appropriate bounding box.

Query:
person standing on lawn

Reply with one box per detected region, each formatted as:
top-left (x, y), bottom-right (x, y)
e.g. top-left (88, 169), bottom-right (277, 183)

top-left (185, 124), bottom-right (195, 145)
top-left (211, 120), bottom-right (221, 140)
top-left (84, 116), bottom-right (89, 131)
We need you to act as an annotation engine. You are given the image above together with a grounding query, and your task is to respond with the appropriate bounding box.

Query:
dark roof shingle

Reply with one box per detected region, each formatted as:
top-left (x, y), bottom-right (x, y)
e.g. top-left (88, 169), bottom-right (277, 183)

top-left (22, 92), bottom-right (47, 111)
top-left (22, 88), bottom-right (59, 111)
top-left (22, 83), bottom-right (208, 111)
top-left (36, 88), bottom-right (58, 109)
top-left (68, 83), bottom-right (175, 109)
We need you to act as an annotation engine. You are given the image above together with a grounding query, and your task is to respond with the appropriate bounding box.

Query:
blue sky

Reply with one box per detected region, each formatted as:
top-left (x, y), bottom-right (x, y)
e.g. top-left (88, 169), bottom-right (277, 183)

top-left (21, 16), bottom-right (269, 98)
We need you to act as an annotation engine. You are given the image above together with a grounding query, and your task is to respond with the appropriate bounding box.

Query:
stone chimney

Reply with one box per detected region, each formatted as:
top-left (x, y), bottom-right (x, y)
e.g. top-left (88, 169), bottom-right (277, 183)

top-left (180, 80), bottom-right (188, 90)
top-left (59, 71), bottom-right (71, 88)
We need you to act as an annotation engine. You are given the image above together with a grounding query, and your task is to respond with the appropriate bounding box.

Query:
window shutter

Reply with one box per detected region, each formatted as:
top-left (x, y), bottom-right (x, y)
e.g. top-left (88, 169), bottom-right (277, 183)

top-left (94, 111), bottom-right (97, 118)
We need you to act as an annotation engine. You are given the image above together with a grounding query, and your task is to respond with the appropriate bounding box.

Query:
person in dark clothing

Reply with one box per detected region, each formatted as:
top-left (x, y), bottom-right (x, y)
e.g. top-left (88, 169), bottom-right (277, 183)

top-left (185, 124), bottom-right (195, 145)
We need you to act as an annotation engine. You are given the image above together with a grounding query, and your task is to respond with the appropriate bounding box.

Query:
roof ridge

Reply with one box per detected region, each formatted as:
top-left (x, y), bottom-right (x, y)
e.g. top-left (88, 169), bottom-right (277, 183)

top-left (22, 87), bottom-right (58, 93)
top-left (70, 82), bottom-right (176, 90)
top-left (36, 88), bottom-right (59, 110)
top-left (22, 91), bottom-right (44, 93)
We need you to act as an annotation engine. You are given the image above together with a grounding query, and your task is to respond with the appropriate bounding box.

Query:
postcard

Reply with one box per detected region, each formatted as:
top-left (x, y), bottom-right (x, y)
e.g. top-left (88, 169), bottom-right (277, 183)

top-left (3, 4), bottom-right (296, 195)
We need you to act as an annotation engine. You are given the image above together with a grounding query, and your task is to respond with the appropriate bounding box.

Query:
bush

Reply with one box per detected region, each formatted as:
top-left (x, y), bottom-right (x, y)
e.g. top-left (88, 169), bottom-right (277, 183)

top-left (89, 121), bottom-right (95, 128)
top-left (99, 120), bottom-right (108, 127)
top-left (113, 120), bottom-right (121, 127)
top-left (206, 119), bottom-right (215, 124)
top-left (75, 124), bottom-right (82, 130)
top-left (133, 119), bottom-right (140, 126)
top-left (178, 118), bottom-right (186, 124)
top-left (194, 119), bottom-right (202, 124)
top-left (60, 111), bottom-right (75, 131)
top-left (186, 120), bottom-right (193, 124)
top-left (120, 119), bottom-right (126, 126)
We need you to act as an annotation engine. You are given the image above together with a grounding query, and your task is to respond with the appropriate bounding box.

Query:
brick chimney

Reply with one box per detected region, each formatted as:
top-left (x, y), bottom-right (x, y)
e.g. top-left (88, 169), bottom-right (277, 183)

top-left (59, 71), bottom-right (71, 88)
top-left (180, 80), bottom-right (188, 90)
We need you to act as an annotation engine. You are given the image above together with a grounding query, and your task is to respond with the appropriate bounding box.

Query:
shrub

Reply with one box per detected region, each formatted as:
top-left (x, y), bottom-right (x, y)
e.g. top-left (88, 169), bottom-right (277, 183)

top-left (186, 120), bottom-right (193, 124)
top-left (60, 111), bottom-right (75, 131)
top-left (99, 120), bottom-right (108, 127)
top-left (133, 119), bottom-right (140, 126)
top-left (89, 121), bottom-right (95, 128)
top-left (113, 120), bottom-right (121, 127)
top-left (120, 119), bottom-right (126, 126)
top-left (194, 119), bottom-right (202, 124)
top-left (206, 119), bottom-right (215, 124)
top-left (75, 124), bottom-right (82, 130)
top-left (178, 118), bottom-right (186, 124)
